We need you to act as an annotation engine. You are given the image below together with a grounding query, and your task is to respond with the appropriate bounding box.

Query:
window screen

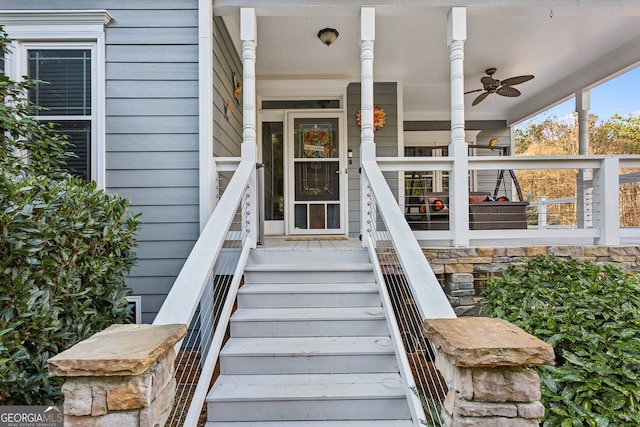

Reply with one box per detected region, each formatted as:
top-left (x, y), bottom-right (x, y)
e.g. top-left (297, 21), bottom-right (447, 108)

top-left (28, 49), bottom-right (92, 180)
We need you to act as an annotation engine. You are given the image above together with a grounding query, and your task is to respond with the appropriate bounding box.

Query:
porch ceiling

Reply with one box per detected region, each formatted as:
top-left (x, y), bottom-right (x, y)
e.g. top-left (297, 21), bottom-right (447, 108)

top-left (218, 3), bottom-right (640, 125)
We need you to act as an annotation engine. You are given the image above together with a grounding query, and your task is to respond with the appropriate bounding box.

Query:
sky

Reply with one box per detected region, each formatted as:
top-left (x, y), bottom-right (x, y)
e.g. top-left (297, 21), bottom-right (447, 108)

top-left (516, 66), bottom-right (640, 129)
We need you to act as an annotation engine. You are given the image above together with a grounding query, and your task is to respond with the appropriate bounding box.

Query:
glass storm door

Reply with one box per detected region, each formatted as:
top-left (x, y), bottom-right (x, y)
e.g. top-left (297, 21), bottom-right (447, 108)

top-left (287, 112), bottom-right (346, 234)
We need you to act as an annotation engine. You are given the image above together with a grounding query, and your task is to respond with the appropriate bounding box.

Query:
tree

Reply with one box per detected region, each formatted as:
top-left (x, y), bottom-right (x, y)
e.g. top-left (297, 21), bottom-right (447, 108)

top-left (514, 113), bottom-right (640, 226)
top-left (0, 26), bottom-right (140, 404)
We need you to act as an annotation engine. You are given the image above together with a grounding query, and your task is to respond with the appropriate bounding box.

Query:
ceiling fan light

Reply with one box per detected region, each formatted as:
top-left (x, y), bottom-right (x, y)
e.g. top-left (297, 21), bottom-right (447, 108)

top-left (318, 28), bottom-right (339, 46)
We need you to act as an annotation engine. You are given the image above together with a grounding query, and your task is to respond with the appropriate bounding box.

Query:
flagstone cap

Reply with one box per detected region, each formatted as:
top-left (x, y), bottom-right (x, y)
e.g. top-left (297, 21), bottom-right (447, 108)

top-left (423, 317), bottom-right (555, 368)
top-left (48, 323), bottom-right (187, 377)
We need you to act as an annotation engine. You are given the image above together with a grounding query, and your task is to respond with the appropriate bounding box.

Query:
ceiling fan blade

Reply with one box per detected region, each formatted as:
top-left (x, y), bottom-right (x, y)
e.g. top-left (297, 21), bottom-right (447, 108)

top-left (496, 86), bottom-right (521, 97)
top-left (464, 88), bottom-right (484, 95)
top-left (500, 74), bottom-right (534, 86)
top-left (472, 92), bottom-right (489, 106)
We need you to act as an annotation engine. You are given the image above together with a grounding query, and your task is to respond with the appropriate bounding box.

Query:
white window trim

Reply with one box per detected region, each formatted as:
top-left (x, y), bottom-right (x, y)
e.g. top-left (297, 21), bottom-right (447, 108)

top-left (125, 296), bottom-right (142, 324)
top-left (0, 10), bottom-right (111, 188)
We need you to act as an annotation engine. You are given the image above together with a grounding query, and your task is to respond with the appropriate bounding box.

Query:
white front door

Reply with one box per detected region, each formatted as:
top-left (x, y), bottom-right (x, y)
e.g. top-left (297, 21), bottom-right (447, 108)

top-left (286, 111), bottom-right (347, 234)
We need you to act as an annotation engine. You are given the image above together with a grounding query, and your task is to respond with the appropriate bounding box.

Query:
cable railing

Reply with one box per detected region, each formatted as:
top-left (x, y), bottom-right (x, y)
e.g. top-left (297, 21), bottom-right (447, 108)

top-left (153, 159), bottom-right (254, 427)
top-left (361, 160), bottom-right (455, 427)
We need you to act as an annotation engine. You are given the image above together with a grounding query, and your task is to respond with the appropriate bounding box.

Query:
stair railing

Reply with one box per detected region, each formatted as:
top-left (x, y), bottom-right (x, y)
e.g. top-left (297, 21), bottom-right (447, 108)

top-left (153, 159), bottom-right (256, 426)
top-left (361, 159), bottom-right (456, 427)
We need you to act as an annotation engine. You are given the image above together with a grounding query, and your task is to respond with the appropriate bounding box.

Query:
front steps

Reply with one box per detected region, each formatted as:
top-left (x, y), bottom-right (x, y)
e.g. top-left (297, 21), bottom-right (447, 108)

top-left (205, 247), bottom-right (414, 426)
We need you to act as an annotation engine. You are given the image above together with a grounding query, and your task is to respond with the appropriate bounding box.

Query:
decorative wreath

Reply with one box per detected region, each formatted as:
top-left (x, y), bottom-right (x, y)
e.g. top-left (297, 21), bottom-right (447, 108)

top-left (356, 105), bottom-right (386, 131)
top-left (303, 131), bottom-right (332, 158)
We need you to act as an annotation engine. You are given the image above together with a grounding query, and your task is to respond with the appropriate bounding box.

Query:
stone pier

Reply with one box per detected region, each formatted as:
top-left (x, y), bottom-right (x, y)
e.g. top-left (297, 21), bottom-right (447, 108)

top-left (423, 317), bottom-right (555, 427)
top-left (48, 323), bottom-right (187, 427)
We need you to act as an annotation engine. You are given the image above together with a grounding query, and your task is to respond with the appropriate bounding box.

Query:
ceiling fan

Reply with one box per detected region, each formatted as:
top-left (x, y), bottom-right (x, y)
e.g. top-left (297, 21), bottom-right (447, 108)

top-left (465, 68), bottom-right (534, 106)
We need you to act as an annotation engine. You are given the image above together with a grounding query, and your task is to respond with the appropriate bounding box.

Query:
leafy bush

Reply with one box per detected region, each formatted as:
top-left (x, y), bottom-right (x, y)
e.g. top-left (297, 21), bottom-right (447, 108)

top-left (481, 254), bottom-right (640, 426)
top-left (0, 27), bottom-right (140, 404)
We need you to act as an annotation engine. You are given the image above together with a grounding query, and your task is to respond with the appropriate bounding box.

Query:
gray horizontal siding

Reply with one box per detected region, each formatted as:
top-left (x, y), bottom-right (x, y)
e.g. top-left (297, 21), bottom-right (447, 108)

top-left (103, 2), bottom-right (200, 322)
top-left (347, 82), bottom-right (399, 238)
top-left (107, 98), bottom-right (198, 116)
top-left (136, 222), bottom-right (201, 241)
top-left (107, 134), bottom-right (198, 151)
top-left (107, 45), bottom-right (199, 62)
top-left (213, 16), bottom-right (243, 158)
top-left (111, 187), bottom-right (199, 206)
top-left (107, 152), bottom-right (198, 169)
top-left (134, 240), bottom-right (195, 260)
top-left (132, 205), bottom-right (199, 223)
top-left (107, 81), bottom-right (198, 98)
top-left (107, 63), bottom-right (198, 81)
top-left (107, 169), bottom-right (198, 187)
top-left (127, 277), bottom-right (175, 294)
top-left (106, 116), bottom-right (200, 134)
top-left (105, 10), bottom-right (198, 28)
top-left (128, 259), bottom-right (187, 277)
top-left (107, 27), bottom-right (199, 45)
top-left (138, 295), bottom-right (171, 323)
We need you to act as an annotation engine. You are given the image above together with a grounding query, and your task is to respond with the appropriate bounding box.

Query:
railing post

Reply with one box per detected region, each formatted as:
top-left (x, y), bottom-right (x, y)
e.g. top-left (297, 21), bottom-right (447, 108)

top-left (594, 156), bottom-right (620, 245)
top-left (538, 196), bottom-right (547, 229)
top-left (576, 90), bottom-right (592, 229)
top-left (256, 162), bottom-right (265, 246)
top-left (447, 7), bottom-right (469, 247)
top-left (241, 7), bottom-right (258, 248)
top-left (360, 6), bottom-right (376, 247)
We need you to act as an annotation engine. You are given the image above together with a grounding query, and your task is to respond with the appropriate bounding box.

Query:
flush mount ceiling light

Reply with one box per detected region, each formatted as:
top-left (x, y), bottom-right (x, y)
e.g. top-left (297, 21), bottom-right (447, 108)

top-left (317, 28), bottom-right (339, 46)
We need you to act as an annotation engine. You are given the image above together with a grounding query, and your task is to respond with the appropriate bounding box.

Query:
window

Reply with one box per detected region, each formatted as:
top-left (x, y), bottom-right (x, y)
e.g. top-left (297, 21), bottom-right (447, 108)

top-left (28, 48), bottom-right (93, 181)
top-left (404, 146), bottom-right (450, 196)
top-left (0, 10), bottom-right (111, 186)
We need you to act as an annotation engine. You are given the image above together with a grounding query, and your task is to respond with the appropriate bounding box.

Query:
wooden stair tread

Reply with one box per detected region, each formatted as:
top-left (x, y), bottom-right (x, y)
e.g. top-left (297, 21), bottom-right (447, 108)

top-left (207, 373), bottom-right (406, 402)
top-left (206, 421), bottom-right (414, 426)
top-left (221, 336), bottom-right (394, 357)
top-left (231, 307), bottom-right (385, 321)
top-left (244, 263), bottom-right (373, 272)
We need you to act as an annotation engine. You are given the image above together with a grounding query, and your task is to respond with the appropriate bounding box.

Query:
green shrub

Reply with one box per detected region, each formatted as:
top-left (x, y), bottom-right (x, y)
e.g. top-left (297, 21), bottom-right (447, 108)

top-left (0, 26), bottom-right (140, 405)
top-left (480, 254), bottom-right (640, 426)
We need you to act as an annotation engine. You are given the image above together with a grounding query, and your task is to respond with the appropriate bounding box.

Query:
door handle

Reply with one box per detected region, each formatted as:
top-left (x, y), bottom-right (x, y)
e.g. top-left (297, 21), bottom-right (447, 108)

top-left (335, 169), bottom-right (348, 175)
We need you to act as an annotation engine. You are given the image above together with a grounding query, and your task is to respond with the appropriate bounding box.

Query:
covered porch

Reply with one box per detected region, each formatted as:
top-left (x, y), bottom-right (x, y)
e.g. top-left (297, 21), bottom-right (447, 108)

top-left (156, 2), bottom-right (640, 425)
top-left (206, 2), bottom-right (640, 248)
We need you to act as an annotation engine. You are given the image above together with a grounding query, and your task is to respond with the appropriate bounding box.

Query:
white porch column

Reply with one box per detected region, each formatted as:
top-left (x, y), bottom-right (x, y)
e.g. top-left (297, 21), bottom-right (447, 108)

top-left (576, 89), bottom-right (592, 228)
top-left (198, 0), bottom-right (215, 231)
top-left (241, 7), bottom-right (258, 247)
top-left (360, 7), bottom-right (375, 245)
top-left (447, 7), bottom-right (469, 247)
top-left (594, 156), bottom-right (620, 245)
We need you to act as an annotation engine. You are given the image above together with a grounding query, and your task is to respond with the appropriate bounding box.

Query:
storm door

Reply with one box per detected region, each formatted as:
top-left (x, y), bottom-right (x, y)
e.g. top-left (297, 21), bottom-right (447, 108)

top-left (287, 112), bottom-right (346, 234)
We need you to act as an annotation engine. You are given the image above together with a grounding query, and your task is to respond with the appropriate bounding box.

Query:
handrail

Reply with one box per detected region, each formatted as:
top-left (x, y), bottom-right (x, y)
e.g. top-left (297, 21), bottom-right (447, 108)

top-left (153, 158), bottom-right (254, 426)
top-left (154, 160), bottom-right (253, 326)
top-left (361, 160), bottom-right (454, 320)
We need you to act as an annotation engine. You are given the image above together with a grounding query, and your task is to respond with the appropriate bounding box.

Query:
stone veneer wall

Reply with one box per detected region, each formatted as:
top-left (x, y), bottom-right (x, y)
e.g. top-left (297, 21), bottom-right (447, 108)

top-left (423, 245), bottom-right (640, 316)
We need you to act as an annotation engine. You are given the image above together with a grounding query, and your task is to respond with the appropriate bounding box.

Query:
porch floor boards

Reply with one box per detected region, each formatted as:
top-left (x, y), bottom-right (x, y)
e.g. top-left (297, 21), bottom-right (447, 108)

top-left (260, 236), bottom-right (362, 251)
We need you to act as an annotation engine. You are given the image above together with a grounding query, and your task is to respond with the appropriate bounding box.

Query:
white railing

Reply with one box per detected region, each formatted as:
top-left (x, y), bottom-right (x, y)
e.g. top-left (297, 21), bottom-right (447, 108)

top-left (361, 160), bottom-right (455, 427)
top-left (378, 154), bottom-right (640, 247)
top-left (530, 196), bottom-right (578, 229)
top-left (153, 158), bottom-right (252, 427)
